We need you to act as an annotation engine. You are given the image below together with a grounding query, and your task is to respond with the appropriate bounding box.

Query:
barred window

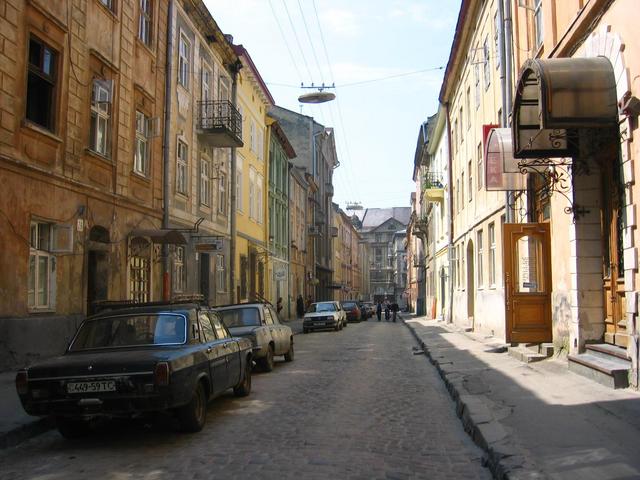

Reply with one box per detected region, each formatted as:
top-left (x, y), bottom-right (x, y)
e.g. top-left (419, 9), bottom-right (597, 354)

top-left (28, 221), bottom-right (54, 309)
top-left (176, 140), bottom-right (188, 195)
top-left (134, 111), bottom-right (149, 175)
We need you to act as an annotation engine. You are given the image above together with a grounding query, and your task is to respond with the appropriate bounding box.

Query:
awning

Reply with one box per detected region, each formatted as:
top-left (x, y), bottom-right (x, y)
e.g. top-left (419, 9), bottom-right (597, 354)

top-left (512, 57), bottom-right (618, 158)
top-left (130, 229), bottom-right (187, 245)
top-left (484, 128), bottom-right (527, 191)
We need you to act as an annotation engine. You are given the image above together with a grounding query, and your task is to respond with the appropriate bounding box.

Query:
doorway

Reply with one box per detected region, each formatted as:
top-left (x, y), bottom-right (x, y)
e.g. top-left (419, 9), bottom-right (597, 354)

top-left (87, 226), bottom-right (109, 315)
top-left (503, 223), bottom-right (552, 343)
top-left (200, 253), bottom-right (210, 305)
top-left (466, 240), bottom-right (475, 328)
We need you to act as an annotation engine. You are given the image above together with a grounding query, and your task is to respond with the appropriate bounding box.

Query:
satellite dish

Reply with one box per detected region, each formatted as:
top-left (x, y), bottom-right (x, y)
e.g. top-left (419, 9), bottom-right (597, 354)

top-left (298, 91), bottom-right (336, 104)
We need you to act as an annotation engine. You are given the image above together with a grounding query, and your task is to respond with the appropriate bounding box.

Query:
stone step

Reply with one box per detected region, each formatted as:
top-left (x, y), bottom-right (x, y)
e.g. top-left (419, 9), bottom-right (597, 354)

top-left (568, 352), bottom-right (630, 389)
top-left (585, 343), bottom-right (630, 362)
top-left (508, 345), bottom-right (548, 363)
top-left (524, 342), bottom-right (554, 357)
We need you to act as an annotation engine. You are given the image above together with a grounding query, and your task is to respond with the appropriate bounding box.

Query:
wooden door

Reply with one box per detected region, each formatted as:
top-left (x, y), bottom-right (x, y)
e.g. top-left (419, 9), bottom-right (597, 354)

top-left (602, 162), bottom-right (627, 346)
top-left (504, 223), bottom-right (552, 343)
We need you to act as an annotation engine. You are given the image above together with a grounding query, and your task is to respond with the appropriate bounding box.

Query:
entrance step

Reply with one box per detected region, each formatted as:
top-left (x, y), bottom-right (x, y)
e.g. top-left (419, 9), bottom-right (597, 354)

top-left (508, 344), bottom-right (548, 363)
top-left (585, 343), bottom-right (630, 362)
top-left (524, 342), bottom-right (554, 357)
top-left (568, 350), bottom-right (631, 389)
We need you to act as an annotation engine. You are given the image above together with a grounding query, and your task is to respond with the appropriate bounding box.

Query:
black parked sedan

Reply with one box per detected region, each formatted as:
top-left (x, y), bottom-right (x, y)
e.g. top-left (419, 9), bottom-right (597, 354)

top-left (15, 301), bottom-right (253, 438)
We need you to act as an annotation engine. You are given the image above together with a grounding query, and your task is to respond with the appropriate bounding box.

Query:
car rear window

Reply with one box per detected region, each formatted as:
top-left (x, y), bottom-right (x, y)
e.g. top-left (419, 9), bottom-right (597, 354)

top-left (342, 302), bottom-right (357, 308)
top-left (217, 307), bottom-right (261, 328)
top-left (69, 313), bottom-right (187, 351)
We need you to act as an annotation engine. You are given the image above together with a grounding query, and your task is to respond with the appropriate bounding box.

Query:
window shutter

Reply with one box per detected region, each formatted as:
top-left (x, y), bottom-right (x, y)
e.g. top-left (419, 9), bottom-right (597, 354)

top-left (147, 116), bottom-right (161, 138)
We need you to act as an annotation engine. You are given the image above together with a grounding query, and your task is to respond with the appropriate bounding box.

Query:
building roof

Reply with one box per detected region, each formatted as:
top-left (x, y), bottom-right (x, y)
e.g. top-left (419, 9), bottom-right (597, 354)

top-left (232, 44), bottom-right (275, 105)
top-left (359, 207), bottom-right (411, 231)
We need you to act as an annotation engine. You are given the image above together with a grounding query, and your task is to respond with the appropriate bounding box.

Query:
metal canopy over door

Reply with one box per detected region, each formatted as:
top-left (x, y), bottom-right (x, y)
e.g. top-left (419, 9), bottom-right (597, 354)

top-left (503, 223), bottom-right (552, 343)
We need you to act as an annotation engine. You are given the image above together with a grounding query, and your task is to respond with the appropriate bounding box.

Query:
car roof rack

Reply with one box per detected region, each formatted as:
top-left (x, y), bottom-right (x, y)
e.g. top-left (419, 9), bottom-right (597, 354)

top-left (92, 295), bottom-right (207, 313)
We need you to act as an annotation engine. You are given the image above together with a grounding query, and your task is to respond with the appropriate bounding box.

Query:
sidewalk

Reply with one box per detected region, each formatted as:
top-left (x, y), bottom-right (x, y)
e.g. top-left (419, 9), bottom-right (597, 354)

top-left (404, 315), bottom-right (640, 480)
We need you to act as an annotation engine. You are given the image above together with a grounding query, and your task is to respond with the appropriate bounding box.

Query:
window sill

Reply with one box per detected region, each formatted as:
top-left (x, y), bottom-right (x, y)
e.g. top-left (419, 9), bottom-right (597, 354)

top-left (85, 147), bottom-right (112, 163)
top-left (175, 190), bottom-right (189, 199)
top-left (21, 120), bottom-right (63, 144)
top-left (95, 0), bottom-right (118, 20)
top-left (131, 170), bottom-right (151, 183)
top-left (28, 307), bottom-right (56, 315)
top-left (135, 38), bottom-right (155, 56)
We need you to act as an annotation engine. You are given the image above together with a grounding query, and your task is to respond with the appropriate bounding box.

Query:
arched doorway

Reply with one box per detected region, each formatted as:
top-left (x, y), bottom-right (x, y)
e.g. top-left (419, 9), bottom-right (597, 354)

top-left (466, 240), bottom-right (475, 329)
top-left (87, 226), bottom-right (110, 314)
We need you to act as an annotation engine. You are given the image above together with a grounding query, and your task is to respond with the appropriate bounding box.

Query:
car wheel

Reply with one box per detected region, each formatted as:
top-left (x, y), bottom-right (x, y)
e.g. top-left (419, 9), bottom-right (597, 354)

top-left (233, 357), bottom-right (252, 397)
top-left (261, 344), bottom-right (275, 372)
top-left (56, 417), bottom-right (90, 439)
top-left (178, 381), bottom-right (207, 433)
top-left (284, 339), bottom-right (294, 362)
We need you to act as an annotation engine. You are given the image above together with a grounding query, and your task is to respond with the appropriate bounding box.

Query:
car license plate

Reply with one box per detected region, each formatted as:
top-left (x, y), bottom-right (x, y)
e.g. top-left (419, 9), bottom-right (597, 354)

top-left (67, 380), bottom-right (116, 394)
top-left (315, 321), bottom-right (325, 326)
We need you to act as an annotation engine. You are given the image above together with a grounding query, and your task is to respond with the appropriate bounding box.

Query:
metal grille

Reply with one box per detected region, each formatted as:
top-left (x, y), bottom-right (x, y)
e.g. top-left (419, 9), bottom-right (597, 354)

top-left (197, 100), bottom-right (242, 139)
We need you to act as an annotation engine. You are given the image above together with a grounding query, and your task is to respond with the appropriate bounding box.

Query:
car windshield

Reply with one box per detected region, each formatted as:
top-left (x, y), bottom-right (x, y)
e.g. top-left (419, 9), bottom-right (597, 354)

top-left (218, 308), bottom-right (261, 328)
top-left (308, 302), bottom-right (336, 313)
top-left (342, 302), bottom-right (357, 309)
top-left (69, 313), bottom-right (187, 351)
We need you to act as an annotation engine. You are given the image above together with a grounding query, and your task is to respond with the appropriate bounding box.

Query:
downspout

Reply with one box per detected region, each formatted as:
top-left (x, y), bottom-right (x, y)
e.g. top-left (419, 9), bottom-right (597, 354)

top-left (445, 102), bottom-right (454, 324)
top-left (502, 0), bottom-right (515, 222)
top-left (161, 0), bottom-right (175, 301)
top-left (229, 59), bottom-right (242, 303)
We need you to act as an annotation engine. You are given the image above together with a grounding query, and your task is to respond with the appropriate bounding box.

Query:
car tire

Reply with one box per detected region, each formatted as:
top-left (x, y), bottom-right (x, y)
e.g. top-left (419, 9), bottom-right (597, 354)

top-left (261, 344), bottom-right (275, 372)
top-left (233, 357), bottom-right (252, 397)
top-left (56, 417), bottom-right (90, 439)
top-left (178, 381), bottom-right (207, 433)
top-left (284, 339), bottom-right (294, 362)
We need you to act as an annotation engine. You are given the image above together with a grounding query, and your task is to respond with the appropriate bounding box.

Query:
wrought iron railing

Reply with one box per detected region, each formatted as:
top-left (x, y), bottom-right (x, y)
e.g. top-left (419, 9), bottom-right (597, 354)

top-left (197, 100), bottom-right (242, 139)
top-left (423, 171), bottom-right (444, 189)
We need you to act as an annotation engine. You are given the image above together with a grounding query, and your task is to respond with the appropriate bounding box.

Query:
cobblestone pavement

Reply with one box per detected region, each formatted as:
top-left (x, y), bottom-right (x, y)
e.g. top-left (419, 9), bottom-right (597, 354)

top-left (0, 321), bottom-right (491, 480)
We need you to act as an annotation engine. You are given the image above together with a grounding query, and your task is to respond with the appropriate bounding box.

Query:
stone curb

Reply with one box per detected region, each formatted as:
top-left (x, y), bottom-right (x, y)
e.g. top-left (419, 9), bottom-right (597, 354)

top-left (0, 416), bottom-right (55, 450)
top-left (403, 319), bottom-right (540, 480)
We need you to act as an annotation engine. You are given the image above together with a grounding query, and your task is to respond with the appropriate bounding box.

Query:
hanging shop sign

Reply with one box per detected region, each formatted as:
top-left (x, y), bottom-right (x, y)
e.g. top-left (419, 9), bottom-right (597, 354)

top-left (484, 128), bottom-right (527, 191)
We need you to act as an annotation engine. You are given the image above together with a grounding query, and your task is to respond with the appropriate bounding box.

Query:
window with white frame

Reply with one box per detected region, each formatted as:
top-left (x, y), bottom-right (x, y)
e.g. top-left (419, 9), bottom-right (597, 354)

top-left (256, 174), bottom-right (264, 223)
top-left (474, 62), bottom-right (480, 109)
top-left (173, 246), bottom-right (185, 293)
top-left (236, 155), bottom-right (244, 212)
top-left (494, 13), bottom-right (501, 70)
top-left (216, 254), bottom-right (225, 292)
top-left (219, 76), bottom-right (230, 101)
top-left (178, 32), bottom-right (190, 89)
top-left (176, 140), bottom-right (188, 195)
top-left (90, 79), bottom-right (112, 156)
top-left (100, 0), bottom-right (113, 10)
top-left (218, 173), bottom-right (227, 214)
top-left (466, 87), bottom-right (471, 130)
top-left (200, 157), bottom-right (210, 206)
top-left (477, 230), bottom-right (484, 287)
top-left (201, 63), bottom-right (211, 103)
top-left (257, 127), bottom-right (264, 161)
top-left (138, 0), bottom-right (152, 46)
top-left (489, 222), bottom-right (496, 286)
top-left (28, 221), bottom-right (54, 309)
top-left (249, 167), bottom-right (256, 220)
top-left (460, 172), bottom-right (465, 206)
top-left (534, 0), bottom-right (543, 49)
top-left (483, 36), bottom-right (490, 89)
top-left (250, 121), bottom-right (256, 153)
top-left (134, 111), bottom-right (150, 175)
top-left (477, 142), bottom-right (483, 190)
top-left (468, 160), bottom-right (472, 202)
top-left (459, 107), bottom-right (464, 142)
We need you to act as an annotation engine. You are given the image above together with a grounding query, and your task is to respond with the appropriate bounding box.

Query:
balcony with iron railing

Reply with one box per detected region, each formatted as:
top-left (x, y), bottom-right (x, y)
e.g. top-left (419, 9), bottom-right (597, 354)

top-left (423, 171), bottom-right (445, 202)
top-left (197, 100), bottom-right (243, 148)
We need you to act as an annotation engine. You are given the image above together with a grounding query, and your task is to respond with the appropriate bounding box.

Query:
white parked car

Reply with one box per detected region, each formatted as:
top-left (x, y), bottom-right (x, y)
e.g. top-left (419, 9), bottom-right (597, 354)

top-left (303, 301), bottom-right (347, 333)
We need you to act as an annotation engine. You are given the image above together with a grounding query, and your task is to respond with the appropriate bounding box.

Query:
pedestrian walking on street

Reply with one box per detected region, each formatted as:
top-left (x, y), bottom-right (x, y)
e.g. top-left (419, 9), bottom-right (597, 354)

top-left (384, 303), bottom-right (390, 321)
top-left (376, 301), bottom-right (382, 321)
top-left (391, 302), bottom-right (399, 322)
top-left (296, 294), bottom-right (305, 318)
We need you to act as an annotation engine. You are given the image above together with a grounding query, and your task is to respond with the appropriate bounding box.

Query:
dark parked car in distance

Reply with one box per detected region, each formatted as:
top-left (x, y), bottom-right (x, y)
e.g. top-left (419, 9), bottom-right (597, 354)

top-left (214, 302), bottom-right (294, 372)
top-left (15, 300), bottom-right (253, 438)
top-left (341, 301), bottom-right (362, 322)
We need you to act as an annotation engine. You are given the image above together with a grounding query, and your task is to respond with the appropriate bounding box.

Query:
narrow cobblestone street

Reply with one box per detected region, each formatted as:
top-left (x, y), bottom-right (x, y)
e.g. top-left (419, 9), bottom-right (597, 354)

top-left (0, 322), bottom-right (490, 479)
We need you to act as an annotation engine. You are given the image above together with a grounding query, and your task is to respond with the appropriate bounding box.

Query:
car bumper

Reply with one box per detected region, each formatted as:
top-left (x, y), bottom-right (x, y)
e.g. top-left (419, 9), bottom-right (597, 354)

top-left (303, 318), bottom-right (339, 330)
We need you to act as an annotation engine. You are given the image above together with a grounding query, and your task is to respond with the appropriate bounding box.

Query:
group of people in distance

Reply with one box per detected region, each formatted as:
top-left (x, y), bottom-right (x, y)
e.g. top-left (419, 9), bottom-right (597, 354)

top-left (375, 300), bottom-right (399, 322)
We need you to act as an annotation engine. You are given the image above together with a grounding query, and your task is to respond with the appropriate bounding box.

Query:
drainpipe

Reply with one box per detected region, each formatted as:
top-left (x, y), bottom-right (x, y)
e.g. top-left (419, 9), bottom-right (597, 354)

top-left (501, 0), bottom-right (515, 222)
top-left (229, 59), bottom-right (242, 303)
top-left (445, 102), bottom-right (454, 324)
top-left (161, 0), bottom-right (174, 301)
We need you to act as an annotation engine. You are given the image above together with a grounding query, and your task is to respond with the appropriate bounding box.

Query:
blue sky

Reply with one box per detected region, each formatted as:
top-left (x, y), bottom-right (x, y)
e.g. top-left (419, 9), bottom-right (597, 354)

top-left (206, 0), bottom-right (461, 210)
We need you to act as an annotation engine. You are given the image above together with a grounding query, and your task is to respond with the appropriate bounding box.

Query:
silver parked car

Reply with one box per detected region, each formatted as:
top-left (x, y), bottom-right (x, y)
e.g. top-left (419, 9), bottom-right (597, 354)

top-left (303, 301), bottom-right (347, 333)
top-left (215, 303), bottom-right (294, 372)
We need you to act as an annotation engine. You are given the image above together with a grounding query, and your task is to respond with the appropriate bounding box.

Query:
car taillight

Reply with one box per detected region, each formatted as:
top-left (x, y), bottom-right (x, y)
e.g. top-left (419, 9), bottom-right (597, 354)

top-left (16, 371), bottom-right (28, 395)
top-left (154, 362), bottom-right (170, 387)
